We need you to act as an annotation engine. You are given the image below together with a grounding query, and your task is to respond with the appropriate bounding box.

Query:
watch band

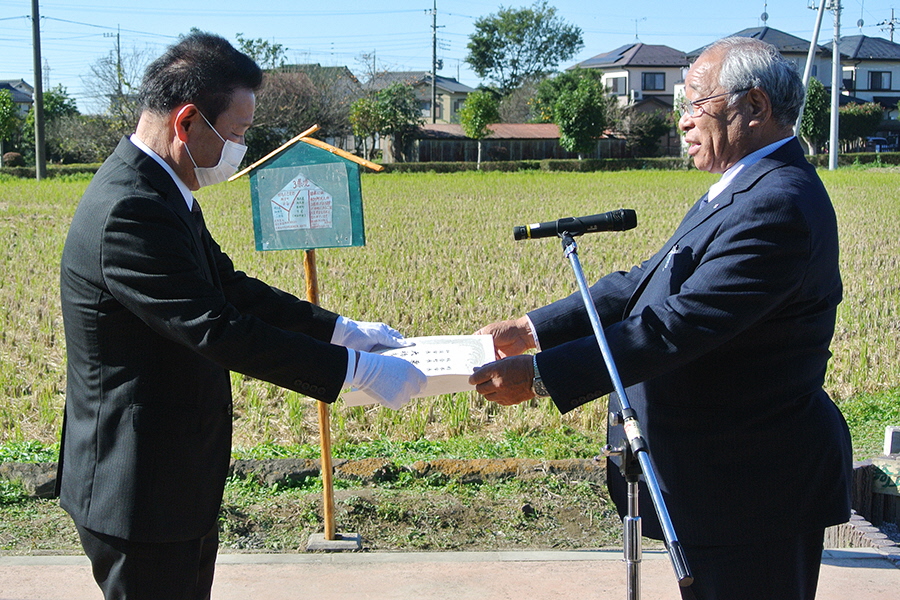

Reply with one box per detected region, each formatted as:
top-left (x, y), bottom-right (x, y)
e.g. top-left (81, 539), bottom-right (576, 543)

top-left (532, 354), bottom-right (550, 398)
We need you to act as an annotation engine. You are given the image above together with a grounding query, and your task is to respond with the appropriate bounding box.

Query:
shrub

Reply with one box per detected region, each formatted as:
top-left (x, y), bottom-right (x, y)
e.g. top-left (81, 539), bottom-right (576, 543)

top-left (2, 152), bottom-right (24, 167)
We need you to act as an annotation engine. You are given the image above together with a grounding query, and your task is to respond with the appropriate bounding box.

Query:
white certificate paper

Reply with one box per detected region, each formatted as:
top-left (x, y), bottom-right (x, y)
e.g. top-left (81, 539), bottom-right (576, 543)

top-left (342, 335), bottom-right (495, 406)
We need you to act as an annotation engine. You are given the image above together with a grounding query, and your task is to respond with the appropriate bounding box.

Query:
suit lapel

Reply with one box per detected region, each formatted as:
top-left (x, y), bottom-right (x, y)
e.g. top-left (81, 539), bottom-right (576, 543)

top-left (116, 137), bottom-right (216, 283)
top-left (621, 139), bottom-right (804, 317)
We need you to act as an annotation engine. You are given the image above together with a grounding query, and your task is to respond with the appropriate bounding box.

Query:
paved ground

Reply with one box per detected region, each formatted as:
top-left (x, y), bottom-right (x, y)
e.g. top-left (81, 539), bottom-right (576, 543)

top-left (1, 548), bottom-right (898, 600)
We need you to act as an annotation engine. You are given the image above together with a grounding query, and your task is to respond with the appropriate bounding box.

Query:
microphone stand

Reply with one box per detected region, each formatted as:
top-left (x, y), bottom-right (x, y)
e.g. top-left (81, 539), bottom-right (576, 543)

top-left (558, 232), bottom-right (692, 599)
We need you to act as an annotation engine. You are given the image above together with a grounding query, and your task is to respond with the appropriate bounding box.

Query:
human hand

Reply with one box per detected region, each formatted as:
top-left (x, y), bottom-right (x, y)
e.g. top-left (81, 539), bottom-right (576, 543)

top-left (468, 355), bottom-right (535, 406)
top-left (332, 316), bottom-right (413, 352)
top-left (351, 351), bottom-right (427, 410)
top-left (474, 316), bottom-right (535, 359)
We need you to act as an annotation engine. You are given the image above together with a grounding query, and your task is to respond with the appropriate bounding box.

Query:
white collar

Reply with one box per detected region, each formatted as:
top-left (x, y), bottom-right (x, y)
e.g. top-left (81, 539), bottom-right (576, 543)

top-left (708, 136), bottom-right (794, 202)
top-left (129, 134), bottom-right (195, 211)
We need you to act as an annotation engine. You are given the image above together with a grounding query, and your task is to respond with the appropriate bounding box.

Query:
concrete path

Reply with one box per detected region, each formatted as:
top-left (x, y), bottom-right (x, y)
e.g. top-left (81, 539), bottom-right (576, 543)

top-left (1, 548), bottom-right (898, 600)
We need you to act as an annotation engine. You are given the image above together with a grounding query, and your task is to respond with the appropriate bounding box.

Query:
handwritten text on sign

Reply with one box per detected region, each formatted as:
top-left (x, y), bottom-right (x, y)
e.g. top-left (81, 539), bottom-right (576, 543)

top-left (270, 173), bottom-right (333, 232)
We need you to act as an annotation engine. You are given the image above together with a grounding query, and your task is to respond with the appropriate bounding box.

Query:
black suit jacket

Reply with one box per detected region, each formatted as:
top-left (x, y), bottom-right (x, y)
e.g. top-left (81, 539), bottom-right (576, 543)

top-left (529, 138), bottom-right (852, 546)
top-left (59, 137), bottom-right (349, 542)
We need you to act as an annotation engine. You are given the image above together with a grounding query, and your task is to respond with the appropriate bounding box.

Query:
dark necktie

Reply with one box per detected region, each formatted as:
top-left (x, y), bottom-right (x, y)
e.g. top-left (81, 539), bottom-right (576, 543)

top-left (191, 198), bottom-right (204, 239)
top-left (696, 192), bottom-right (709, 212)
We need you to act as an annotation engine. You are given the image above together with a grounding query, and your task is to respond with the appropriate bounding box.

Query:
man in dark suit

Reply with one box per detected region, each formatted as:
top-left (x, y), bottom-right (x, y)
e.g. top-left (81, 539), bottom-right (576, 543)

top-left (59, 32), bottom-right (425, 600)
top-left (469, 37), bottom-right (852, 600)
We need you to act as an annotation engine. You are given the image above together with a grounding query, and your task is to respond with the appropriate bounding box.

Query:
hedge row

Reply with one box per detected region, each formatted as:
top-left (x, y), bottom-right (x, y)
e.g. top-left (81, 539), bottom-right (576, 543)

top-left (0, 164), bottom-right (101, 178)
top-left (2, 153), bottom-right (897, 179)
top-left (805, 152), bottom-right (900, 167)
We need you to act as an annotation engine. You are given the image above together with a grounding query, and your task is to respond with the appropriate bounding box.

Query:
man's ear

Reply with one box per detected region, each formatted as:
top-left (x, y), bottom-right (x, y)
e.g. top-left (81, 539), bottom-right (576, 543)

top-left (745, 88), bottom-right (772, 127)
top-left (173, 104), bottom-right (199, 143)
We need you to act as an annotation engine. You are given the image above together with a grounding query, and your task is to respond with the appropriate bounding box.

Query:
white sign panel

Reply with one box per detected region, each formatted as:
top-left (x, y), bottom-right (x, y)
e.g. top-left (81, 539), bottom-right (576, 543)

top-left (270, 174), bottom-right (333, 232)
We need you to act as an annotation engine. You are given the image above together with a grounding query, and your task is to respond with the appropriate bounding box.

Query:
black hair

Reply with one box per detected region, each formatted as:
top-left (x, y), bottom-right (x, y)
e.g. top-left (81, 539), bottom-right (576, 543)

top-left (138, 31), bottom-right (263, 122)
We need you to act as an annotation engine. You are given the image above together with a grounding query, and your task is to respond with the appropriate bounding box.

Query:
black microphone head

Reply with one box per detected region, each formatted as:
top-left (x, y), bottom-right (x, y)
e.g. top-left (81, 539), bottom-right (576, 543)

top-left (619, 209), bottom-right (637, 231)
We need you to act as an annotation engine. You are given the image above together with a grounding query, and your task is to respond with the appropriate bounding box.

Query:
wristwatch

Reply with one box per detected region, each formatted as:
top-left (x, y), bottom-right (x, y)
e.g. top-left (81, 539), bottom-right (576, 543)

top-left (532, 355), bottom-right (550, 398)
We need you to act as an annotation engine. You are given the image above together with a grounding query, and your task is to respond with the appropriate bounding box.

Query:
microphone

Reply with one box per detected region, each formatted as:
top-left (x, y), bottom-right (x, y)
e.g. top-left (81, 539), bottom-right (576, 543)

top-left (513, 209), bottom-right (637, 240)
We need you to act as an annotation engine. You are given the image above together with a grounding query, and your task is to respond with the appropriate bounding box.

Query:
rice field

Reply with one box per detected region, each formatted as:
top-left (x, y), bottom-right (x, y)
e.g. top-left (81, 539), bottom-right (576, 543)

top-left (0, 167), bottom-right (897, 449)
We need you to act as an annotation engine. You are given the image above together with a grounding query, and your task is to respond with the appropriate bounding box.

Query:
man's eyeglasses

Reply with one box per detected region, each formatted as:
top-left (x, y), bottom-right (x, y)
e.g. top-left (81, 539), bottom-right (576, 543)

top-left (678, 88), bottom-right (752, 117)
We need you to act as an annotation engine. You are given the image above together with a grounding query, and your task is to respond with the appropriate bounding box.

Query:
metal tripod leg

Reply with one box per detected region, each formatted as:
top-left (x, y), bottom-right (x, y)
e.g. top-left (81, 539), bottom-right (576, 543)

top-left (625, 478), bottom-right (642, 600)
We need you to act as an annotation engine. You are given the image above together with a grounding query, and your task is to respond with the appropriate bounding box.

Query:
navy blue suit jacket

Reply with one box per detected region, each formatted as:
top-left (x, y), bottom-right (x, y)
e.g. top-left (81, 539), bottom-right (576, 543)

top-left (59, 137), bottom-right (349, 542)
top-left (529, 138), bottom-right (852, 546)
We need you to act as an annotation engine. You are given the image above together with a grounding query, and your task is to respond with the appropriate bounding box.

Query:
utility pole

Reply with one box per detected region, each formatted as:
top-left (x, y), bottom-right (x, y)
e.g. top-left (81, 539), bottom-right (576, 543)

top-left (104, 26), bottom-right (123, 96)
top-left (31, 0), bottom-right (46, 180)
top-left (829, 0), bottom-right (841, 171)
top-left (877, 9), bottom-right (899, 42)
top-left (429, 0), bottom-right (438, 124)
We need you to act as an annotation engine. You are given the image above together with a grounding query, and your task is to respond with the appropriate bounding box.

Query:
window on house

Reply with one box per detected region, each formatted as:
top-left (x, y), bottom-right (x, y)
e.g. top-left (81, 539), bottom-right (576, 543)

top-left (870, 71), bottom-right (892, 91)
top-left (419, 101), bottom-right (431, 118)
top-left (843, 68), bottom-right (856, 91)
top-left (607, 77), bottom-right (627, 95)
top-left (642, 72), bottom-right (665, 91)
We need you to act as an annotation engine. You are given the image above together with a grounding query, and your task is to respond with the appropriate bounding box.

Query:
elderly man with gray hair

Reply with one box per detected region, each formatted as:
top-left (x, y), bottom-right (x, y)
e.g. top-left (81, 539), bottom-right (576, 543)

top-left (470, 36), bottom-right (851, 600)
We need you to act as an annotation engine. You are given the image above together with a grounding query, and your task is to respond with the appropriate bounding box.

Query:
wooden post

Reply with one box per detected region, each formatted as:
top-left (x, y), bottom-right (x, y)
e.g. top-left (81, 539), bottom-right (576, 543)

top-left (304, 249), bottom-right (336, 540)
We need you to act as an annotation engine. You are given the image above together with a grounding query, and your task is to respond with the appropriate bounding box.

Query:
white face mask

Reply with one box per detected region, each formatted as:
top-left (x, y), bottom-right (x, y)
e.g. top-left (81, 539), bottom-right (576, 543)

top-left (183, 111), bottom-right (247, 188)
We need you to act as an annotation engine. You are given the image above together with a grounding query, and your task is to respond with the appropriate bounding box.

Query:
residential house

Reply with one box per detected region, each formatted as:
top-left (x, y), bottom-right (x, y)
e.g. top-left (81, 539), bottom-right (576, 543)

top-left (0, 79), bottom-right (34, 116)
top-left (569, 43), bottom-right (689, 110)
top-left (566, 43), bottom-right (687, 156)
top-left (365, 71), bottom-right (475, 124)
top-left (837, 35), bottom-right (900, 124)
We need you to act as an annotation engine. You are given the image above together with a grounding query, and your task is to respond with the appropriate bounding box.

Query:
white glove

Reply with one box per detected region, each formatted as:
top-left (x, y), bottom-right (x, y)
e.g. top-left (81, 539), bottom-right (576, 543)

top-left (351, 351), bottom-right (427, 410)
top-left (331, 316), bottom-right (413, 352)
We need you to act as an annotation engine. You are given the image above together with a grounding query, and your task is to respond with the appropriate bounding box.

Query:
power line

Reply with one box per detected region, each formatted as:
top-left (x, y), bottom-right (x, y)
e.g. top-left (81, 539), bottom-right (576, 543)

top-left (43, 16), bottom-right (177, 39)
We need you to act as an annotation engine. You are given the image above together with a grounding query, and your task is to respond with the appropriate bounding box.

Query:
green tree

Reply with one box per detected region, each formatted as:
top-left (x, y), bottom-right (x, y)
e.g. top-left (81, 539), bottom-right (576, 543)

top-left (23, 85), bottom-right (79, 163)
top-left (458, 90), bottom-right (500, 168)
top-left (553, 76), bottom-right (610, 158)
top-left (350, 95), bottom-right (381, 160)
top-left (0, 89), bottom-right (21, 165)
top-left (532, 68), bottom-right (605, 123)
top-left (839, 102), bottom-right (884, 151)
top-left (235, 34), bottom-right (287, 70)
top-left (617, 108), bottom-right (673, 157)
top-left (374, 82), bottom-right (422, 162)
top-left (465, 1), bottom-right (583, 95)
top-left (799, 77), bottom-right (830, 155)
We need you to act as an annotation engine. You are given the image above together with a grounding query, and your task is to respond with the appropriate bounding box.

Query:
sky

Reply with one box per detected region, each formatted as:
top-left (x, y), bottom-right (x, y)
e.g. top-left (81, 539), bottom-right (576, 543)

top-left (2, 0), bottom-right (899, 112)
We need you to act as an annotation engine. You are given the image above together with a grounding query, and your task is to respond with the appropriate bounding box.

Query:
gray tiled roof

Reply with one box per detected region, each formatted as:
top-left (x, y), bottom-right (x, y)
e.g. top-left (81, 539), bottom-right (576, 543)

top-left (572, 43), bottom-right (687, 69)
top-left (687, 27), bottom-right (833, 59)
top-left (0, 83), bottom-right (32, 104)
top-left (838, 35), bottom-right (900, 61)
top-left (365, 72), bottom-right (475, 94)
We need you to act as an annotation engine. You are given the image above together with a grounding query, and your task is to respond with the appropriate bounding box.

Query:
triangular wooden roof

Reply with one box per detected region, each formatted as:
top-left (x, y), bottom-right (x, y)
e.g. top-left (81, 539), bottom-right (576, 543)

top-left (229, 124), bottom-right (382, 181)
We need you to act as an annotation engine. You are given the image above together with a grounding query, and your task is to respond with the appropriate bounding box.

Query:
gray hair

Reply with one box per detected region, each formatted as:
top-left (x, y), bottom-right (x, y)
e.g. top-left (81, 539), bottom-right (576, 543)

top-left (703, 36), bottom-right (805, 129)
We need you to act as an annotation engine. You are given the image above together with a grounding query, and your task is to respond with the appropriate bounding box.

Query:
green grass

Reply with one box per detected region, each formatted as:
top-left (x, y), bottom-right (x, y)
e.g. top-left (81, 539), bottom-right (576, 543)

top-left (1, 167), bottom-right (898, 458)
top-left (839, 388), bottom-right (900, 459)
top-left (233, 427), bottom-right (604, 463)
